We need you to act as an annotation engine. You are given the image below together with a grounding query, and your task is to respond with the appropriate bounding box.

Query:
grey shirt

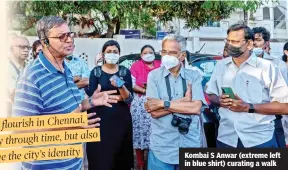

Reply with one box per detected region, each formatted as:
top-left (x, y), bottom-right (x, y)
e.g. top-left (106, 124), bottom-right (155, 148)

top-left (146, 66), bottom-right (206, 164)
top-left (205, 53), bottom-right (288, 147)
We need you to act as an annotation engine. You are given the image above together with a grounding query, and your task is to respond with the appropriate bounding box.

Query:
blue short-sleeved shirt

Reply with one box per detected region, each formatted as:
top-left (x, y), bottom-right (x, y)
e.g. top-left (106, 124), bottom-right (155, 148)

top-left (13, 52), bottom-right (83, 170)
top-left (146, 66), bottom-right (206, 164)
top-left (65, 56), bottom-right (90, 99)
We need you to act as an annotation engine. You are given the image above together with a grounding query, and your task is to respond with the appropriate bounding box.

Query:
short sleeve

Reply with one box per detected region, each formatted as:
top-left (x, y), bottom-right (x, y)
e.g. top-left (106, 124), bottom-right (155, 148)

top-left (12, 78), bottom-right (43, 117)
top-left (80, 58), bottom-right (90, 78)
top-left (278, 60), bottom-right (288, 85)
top-left (130, 62), bottom-right (138, 88)
top-left (146, 71), bottom-right (160, 99)
top-left (205, 62), bottom-right (220, 96)
top-left (269, 65), bottom-right (288, 103)
top-left (191, 73), bottom-right (207, 105)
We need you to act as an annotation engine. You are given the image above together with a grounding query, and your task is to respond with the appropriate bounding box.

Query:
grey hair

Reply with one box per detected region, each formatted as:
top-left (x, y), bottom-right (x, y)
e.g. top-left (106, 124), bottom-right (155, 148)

top-left (36, 16), bottom-right (67, 39)
top-left (9, 35), bottom-right (29, 48)
top-left (162, 34), bottom-right (187, 52)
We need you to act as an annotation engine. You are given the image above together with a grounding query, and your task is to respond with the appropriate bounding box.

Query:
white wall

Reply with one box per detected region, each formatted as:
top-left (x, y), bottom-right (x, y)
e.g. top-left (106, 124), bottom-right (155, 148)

top-left (26, 36), bottom-right (286, 70)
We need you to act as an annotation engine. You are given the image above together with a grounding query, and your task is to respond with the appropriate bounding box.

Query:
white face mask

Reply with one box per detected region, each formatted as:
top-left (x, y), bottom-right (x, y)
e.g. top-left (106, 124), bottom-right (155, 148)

top-left (105, 53), bottom-right (120, 64)
top-left (161, 55), bottom-right (180, 70)
top-left (142, 54), bottom-right (155, 62)
top-left (253, 48), bottom-right (263, 56)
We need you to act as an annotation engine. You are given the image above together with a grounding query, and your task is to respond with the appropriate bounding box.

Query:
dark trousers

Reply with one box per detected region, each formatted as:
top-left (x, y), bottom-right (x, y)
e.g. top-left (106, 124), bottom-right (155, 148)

top-left (274, 116), bottom-right (286, 148)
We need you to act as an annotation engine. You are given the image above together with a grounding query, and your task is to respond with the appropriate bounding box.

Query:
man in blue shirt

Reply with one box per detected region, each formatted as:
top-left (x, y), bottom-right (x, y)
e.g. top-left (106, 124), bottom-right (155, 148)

top-left (145, 34), bottom-right (206, 170)
top-left (65, 52), bottom-right (90, 100)
top-left (12, 16), bottom-right (118, 170)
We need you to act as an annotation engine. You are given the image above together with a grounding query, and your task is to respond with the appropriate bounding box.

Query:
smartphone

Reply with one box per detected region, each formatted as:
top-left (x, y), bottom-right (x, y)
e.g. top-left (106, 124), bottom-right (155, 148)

top-left (110, 75), bottom-right (125, 88)
top-left (221, 87), bottom-right (236, 99)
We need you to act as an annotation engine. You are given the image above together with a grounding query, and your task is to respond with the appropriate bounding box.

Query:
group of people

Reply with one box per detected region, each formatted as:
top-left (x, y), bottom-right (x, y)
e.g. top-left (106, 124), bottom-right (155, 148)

top-left (6, 15), bottom-right (288, 170)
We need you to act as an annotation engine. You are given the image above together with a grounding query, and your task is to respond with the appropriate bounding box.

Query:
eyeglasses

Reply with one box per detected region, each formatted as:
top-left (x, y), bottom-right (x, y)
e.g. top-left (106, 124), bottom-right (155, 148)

top-left (48, 32), bottom-right (76, 42)
top-left (224, 38), bottom-right (246, 45)
top-left (15, 45), bottom-right (32, 50)
top-left (160, 50), bottom-right (180, 56)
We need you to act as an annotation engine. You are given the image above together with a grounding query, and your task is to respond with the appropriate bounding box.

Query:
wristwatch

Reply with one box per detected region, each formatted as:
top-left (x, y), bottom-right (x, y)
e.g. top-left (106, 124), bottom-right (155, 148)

top-left (164, 101), bottom-right (171, 110)
top-left (89, 97), bottom-right (96, 108)
top-left (248, 103), bottom-right (255, 113)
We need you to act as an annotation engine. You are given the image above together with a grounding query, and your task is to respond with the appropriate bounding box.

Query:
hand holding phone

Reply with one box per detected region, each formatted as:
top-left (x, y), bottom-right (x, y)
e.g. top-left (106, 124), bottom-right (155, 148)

top-left (110, 75), bottom-right (125, 88)
top-left (221, 87), bottom-right (236, 99)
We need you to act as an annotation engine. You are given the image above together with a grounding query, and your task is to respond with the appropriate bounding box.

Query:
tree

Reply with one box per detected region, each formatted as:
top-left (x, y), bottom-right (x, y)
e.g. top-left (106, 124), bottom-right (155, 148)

top-left (7, 0), bottom-right (262, 38)
top-left (148, 1), bottom-right (261, 30)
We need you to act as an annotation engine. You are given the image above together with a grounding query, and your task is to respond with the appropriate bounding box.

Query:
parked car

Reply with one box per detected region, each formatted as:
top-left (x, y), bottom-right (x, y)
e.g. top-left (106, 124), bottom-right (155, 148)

top-left (119, 52), bottom-right (223, 147)
top-left (187, 53), bottom-right (223, 147)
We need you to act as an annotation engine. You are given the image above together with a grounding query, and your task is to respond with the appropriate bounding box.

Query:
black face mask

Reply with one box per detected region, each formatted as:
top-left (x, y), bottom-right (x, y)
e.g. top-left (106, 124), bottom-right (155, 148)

top-left (226, 42), bottom-right (248, 58)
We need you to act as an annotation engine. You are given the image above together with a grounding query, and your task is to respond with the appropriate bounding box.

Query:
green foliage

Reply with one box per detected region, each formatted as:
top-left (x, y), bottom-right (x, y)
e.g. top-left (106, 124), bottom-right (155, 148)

top-left (7, 0), bottom-right (262, 37)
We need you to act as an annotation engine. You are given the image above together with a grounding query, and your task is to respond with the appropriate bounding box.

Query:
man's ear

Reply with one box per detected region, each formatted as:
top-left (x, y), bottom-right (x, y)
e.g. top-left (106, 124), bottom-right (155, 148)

top-left (40, 40), bottom-right (47, 47)
top-left (179, 52), bottom-right (187, 62)
top-left (247, 40), bottom-right (254, 50)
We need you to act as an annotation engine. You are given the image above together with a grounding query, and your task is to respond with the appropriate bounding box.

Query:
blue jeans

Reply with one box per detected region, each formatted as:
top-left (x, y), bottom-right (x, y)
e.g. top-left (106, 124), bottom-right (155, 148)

top-left (217, 133), bottom-right (278, 148)
top-left (274, 117), bottom-right (286, 148)
top-left (148, 151), bottom-right (179, 170)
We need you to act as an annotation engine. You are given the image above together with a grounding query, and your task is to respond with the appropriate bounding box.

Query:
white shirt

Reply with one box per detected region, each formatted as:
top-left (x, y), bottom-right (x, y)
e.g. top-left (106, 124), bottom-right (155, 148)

top-left (205, 53), bottom-right (288, 147)
top-left (262, 52), bottom-right (288, 85)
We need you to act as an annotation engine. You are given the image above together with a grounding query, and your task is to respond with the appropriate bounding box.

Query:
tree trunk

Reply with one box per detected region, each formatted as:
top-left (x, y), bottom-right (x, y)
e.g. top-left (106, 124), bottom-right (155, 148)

top-left (243, 10), bottom-right (248, 25)
top-left (106, 25), bottom-right (114, 38)
top-left (103, 11), bottom-right (115, 38)
top-left (115, 19), bottom-right (121, 34)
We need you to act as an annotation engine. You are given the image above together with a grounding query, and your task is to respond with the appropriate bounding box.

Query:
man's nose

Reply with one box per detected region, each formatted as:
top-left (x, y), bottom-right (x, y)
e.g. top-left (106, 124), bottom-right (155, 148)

top-left (66, 36), bottom-right (73, 43)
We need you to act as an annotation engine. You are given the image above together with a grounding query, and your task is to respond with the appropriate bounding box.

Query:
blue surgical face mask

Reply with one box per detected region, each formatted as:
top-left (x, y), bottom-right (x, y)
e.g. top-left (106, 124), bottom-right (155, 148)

top-left (253, 48), bottom-right (264, 56)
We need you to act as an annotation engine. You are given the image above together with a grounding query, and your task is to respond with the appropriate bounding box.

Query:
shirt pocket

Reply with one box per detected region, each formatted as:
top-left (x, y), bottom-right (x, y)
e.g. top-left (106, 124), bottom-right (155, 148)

top-left (244, 76), bottom-right (263, 104)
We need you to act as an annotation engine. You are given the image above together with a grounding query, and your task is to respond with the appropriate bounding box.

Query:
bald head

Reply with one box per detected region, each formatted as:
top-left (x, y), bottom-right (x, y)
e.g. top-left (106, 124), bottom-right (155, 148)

top-left (10, 36), bottom-right (30, 61)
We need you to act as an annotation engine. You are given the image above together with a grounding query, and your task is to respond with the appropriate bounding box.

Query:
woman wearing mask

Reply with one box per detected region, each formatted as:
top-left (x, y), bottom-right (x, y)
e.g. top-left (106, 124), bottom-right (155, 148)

top-left (87, 40), bottom-right (134, 170)
top-left (130, 45), bottom-right (161, 169)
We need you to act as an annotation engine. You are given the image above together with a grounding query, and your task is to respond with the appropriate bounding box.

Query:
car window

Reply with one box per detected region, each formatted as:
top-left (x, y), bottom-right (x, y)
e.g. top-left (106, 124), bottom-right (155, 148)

top-left (119, 60), bottom-right (136, 69)
top-left (192, 59), bottom-right (218, 87)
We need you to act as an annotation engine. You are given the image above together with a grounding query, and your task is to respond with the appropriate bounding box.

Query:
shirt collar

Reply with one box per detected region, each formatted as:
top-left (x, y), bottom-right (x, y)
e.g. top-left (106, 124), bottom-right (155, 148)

top-left (262, 52), bottom-right (274, 60)
top-left (223, 52), bottom-right (257, 68)
top-left (39, 51), bottom-right (70, 76)
top-left (163, 64), bottom-right (186, 79)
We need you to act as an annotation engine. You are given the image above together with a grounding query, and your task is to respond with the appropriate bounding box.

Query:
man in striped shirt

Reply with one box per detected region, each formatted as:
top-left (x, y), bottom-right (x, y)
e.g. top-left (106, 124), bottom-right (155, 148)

top-left (12, 16), bottom-right (119, 170)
